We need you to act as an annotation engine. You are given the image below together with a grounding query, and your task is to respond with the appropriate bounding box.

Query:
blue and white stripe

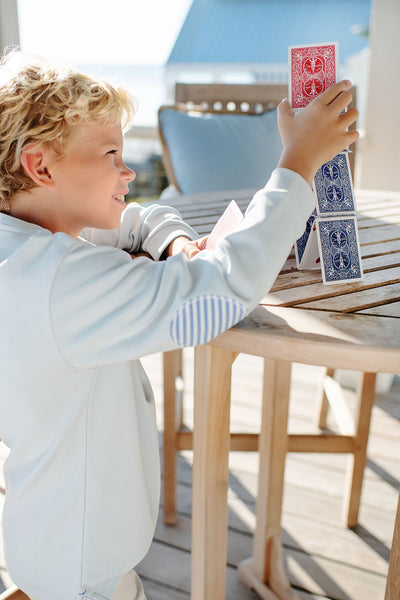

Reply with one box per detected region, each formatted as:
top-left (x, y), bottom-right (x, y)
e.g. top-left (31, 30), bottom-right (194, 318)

top-left (169, 294), bottom-right (247, 347)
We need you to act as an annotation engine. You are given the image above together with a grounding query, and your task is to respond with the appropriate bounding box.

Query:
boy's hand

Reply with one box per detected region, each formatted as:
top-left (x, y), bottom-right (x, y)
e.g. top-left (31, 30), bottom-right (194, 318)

top-left (166, 235), bottom-right (208, 259)
top-left (277, 80), bottom-right (359, 185)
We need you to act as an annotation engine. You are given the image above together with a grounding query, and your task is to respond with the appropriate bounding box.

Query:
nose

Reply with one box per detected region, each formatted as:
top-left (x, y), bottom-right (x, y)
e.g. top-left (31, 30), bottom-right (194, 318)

top-left (122, 162), bottom-right (136, 182)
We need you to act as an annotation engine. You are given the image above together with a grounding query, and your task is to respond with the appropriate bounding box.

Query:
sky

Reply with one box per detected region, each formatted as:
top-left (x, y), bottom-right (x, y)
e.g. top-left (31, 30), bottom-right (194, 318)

top-left (16, 0), bottom-right (192, 65)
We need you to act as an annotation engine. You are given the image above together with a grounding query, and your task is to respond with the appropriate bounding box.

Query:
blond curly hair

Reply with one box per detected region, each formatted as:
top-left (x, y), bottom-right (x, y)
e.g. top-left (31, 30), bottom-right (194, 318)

top-left (0, 51), bottom-right (135, 213)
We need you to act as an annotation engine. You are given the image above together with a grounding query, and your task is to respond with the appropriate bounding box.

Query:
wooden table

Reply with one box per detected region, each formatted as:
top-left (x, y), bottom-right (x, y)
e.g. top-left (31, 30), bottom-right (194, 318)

top-left (160, 188), bottom-right (400, 600)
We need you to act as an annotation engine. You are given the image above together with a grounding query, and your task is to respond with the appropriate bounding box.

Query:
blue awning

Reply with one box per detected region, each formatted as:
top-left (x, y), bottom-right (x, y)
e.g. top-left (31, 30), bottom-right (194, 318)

top-left (167, 0), bottom-right (370, 65)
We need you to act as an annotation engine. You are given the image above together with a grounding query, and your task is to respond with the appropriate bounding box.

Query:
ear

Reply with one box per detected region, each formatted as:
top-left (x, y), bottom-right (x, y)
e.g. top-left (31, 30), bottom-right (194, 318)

top-left (20, 144), bottom-right (55, 189)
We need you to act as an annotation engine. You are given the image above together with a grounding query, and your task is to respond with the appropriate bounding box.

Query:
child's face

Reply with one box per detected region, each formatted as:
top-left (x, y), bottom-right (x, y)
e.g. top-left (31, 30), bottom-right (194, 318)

top-left (49, 122), bottom-right (135, 236)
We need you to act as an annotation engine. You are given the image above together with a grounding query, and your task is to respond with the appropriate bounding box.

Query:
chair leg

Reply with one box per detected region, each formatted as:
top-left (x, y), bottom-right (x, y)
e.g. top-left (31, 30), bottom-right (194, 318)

top-left (385, 490), bottom-right (400, 599)
top-left (343, 372), bottom-right (376, 528)
top-left (163, 348), bottom-right (183, 525)
top-left (0, 587), bottom-right (30, 600)
top-left (314, 368), bottom-right (335, 430)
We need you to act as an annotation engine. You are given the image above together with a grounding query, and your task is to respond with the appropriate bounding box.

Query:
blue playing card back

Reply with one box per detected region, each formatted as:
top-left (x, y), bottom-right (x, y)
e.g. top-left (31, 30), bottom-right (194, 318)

top-left (295, 210), bottom-right (316, 264)
top-left (316, 216), bottom-right (363, 284)
top-left (314, 153), bottom-right (356, 216)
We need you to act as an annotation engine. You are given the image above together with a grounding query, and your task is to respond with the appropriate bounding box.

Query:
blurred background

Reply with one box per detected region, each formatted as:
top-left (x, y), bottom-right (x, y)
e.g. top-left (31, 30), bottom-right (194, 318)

top-left (1, 0), bottom-right (398, 199)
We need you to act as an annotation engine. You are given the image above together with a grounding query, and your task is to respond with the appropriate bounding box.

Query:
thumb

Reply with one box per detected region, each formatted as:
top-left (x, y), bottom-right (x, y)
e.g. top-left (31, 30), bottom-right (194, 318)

top-left (277, 98), bottom-right (293, 122)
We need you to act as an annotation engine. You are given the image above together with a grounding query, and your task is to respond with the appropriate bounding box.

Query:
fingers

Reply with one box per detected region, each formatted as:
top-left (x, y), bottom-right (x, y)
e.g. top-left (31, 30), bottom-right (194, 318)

top-left (183, 243), bottom-right (200, 259)
top-left (317, 79), bottom-right (352, 106)
top-left (182, 237), bottom-right (208, 259)
top-left (328, 90), bottom-right (353, 115)
top-left (340, 107), bottom-right (359, 128)
top-left (344, 129), bottom-right (360, 146)
top-left (197, 235), bottom-right (208, 250)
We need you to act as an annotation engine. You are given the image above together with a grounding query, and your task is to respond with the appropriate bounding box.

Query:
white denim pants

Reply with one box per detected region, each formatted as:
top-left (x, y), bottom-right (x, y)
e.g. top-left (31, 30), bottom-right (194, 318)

top-left (31, 570), bottom-right (147, 600)
top-left (84, 571), bottom-right (147, 600)
top-left (110, 571), bottom-right (146, 600)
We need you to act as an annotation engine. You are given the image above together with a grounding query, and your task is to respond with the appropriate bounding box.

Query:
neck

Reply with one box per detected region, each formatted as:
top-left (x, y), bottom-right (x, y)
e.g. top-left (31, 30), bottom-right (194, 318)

top-left (7, 189), bottom-right (72, 236)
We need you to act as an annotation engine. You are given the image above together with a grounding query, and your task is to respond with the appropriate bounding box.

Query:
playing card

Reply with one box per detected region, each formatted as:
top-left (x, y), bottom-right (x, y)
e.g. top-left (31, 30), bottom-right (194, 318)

top-left (316, 216), bottom-right (363, 284)
top-left (314, 152), bottom-right (356, 216)
top-left (295, 210), bottom-right (320, 270)
top-left (205, 199), bottom-right (244, 250)
top-left (289, 42), bottom-right (338, 108)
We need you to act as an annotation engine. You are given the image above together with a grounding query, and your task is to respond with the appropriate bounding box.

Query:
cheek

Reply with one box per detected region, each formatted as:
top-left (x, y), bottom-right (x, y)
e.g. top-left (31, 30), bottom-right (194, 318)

top-left (79, 165), bottom-right (114, 192)
top-left (97, 160), bottom-right (119, 183)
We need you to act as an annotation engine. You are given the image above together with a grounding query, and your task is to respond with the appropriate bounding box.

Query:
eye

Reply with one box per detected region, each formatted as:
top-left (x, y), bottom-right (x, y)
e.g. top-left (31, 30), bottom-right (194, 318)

top-left (107, 149), bottom-right (118, 155)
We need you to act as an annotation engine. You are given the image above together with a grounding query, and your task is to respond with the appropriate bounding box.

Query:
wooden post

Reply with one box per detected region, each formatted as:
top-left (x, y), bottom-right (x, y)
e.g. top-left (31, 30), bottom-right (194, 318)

top-left (238, 359), bottom-right (298, 600)
top-left (163, 349), bottom-right (183, 525)
top-left (314, 368), bottom-right (334, 430)
top-left (343, 372), bottom-right (376, 528)
top-left (191, 344), bottom-right (234, 600)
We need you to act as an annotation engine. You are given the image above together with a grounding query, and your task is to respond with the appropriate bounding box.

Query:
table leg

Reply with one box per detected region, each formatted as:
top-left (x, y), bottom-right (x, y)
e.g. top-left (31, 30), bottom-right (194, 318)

top-left (163, 349), bottom-right (183, 525)
top-left (238, 359), bottom-right (298, 600)
top-left (191, 344), bottom-right (234, 600)
top-left (385, 491), bottom-right (400, 600)
top-left (343, 372), bottom-right (376, 528)
top-left (314, 367), bottom-right (334, 430)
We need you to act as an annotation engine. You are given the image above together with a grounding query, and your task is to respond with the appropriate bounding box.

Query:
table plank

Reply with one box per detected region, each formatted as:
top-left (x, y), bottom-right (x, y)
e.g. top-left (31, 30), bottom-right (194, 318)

top-left (356, 190), bottom-right (400, 205)
top-left (361, 239), bottom-right (400, 258)
top-left (362, 251), bottom-right (400, 270)
top-left (162, 188), bottom-right (400, 318)
top-left (359, 224), bottom-right (400, 244)
top-left (211, 305), bottom-right (400, 372)
top-left (359, 300), bottom-right (400, 317)
top-left (358, 214), bottom-right (400, 227)
top-left (298, 282), bottom-right (400, 313)
top-left (271, 251), bottom-right (400, 293)
top-left (358, 206), bottom-right (400, 219)
top-left (265, 266), bottom-right (400, 308)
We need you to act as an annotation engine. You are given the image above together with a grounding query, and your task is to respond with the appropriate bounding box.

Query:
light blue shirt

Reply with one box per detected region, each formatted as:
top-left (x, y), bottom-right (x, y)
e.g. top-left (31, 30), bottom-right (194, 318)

top-left (0, 168), bottom-right (314, 600)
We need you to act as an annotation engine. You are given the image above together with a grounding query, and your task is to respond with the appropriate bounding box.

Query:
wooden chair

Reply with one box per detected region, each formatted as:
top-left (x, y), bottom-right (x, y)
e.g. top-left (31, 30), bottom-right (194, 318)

top-left (159, 82), bottom-right (357, 187)
top-left (159, 83), bottom-right (289, 194)
top-left (0, 586), bottom-right (29, 600)
top-left (161, 83), bottom-right (366, 530)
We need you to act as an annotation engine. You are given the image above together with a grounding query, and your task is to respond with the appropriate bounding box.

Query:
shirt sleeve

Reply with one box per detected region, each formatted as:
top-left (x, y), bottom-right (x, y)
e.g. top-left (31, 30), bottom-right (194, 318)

top-left (80, 201), bottom-right (198, 259)
top-left (51, 169), bottom-right (315, 368)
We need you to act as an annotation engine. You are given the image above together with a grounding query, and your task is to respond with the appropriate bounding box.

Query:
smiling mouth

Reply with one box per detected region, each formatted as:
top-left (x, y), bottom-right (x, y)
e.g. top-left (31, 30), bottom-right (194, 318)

top-left (113, 194), bottom-right (125, 202)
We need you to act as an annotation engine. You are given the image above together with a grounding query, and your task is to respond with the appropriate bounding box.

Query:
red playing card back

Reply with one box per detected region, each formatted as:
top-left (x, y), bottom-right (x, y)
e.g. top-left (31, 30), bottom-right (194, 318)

top-left (289, 42), bottom-right (338, 108)
top-left (205, 200), bottom-right (244, 251)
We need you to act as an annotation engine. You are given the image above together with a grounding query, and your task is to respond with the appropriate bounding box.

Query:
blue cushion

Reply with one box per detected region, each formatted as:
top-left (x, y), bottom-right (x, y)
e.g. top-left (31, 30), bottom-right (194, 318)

top-left (159, 107), bottom-right (283, 194)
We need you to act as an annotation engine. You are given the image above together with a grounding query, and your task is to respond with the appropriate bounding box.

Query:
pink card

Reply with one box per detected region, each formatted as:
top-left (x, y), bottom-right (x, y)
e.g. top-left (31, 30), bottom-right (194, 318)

top-left (289, 42), bottom-right (338, 108)
top-left (205, 200), bottom-right (244, 250)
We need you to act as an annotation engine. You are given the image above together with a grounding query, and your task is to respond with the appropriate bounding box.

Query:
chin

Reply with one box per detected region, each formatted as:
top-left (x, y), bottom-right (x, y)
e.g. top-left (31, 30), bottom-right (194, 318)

top-left (105, 208), bottom-right (124, 229)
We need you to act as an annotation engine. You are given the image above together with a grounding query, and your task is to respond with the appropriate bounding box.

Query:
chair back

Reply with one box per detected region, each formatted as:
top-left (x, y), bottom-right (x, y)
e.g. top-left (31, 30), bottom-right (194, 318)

top-left (159, 83), bottom-right (357, 192)
top-left (175, 83), bottom-right (358, 176)
top-left (175, 82), bottom-right (287, 113)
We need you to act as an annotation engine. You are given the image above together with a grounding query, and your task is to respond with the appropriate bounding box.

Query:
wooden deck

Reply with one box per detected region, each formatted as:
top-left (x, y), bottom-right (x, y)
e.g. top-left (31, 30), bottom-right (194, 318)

top-left (0, 351), bottom-right (398, 599)
top-left (139, 351), bottom-right (399, 600)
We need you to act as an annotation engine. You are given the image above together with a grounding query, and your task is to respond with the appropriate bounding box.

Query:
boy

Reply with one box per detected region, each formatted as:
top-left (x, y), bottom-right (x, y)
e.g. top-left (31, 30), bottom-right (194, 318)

top-left (0, 51), bottom-right (358, 600)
